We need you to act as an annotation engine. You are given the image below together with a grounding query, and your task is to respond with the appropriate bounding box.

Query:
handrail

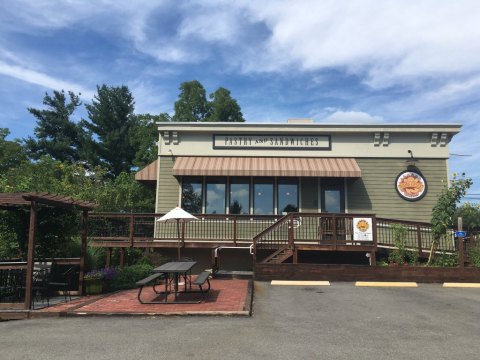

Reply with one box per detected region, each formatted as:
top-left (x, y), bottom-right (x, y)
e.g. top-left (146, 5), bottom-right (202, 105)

top-left (87, 212), bottom-right (457, 256)
top-left (253, 213), bottom-right (292, 252)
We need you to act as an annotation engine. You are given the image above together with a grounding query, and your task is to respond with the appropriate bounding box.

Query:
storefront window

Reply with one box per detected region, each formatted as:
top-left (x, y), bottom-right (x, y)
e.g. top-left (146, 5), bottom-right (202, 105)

top-left (229, 178), bottom-right (250, 214)
top-left (181, 177), bottom-right (202, 213)
top-left (254, 178), bottom-right (274, 215)
top-left (278, 178), bottom-right (298, 213)
top-left (206, 178), bottom-right (226, 214)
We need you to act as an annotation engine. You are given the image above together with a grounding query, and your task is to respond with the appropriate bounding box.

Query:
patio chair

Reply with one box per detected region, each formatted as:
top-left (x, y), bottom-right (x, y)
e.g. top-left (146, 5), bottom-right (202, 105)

top-left (47, 265), bottom-right (77, 304)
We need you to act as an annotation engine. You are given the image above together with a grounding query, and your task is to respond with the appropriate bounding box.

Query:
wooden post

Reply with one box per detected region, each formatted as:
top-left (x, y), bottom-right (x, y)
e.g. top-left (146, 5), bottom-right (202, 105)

top-left (79, 210), bottom-right (88, 295)
top-left (332, 215), bottom-right (337, 250)
top-left (458, 217), bottom-right (464, 269)
top-left (288, 215), bottom-right (294, 248)
top-left (233, 217), bottom-right (237, 246)
top-left (293, 249), bottom-right (298, 264)
top-left (416, 224), bottom-right (423, 257)
top-left (129, 214), bottom-right (134, 247)
top-left (458, 237), bottom-right (465, 269)
top-left (119, 248), bottom-right (125, 268)
top-left (25, 201), bottom-right (37, 310)
top-left (106, 248), bottom-right (112, 268)
top-left (370, 251), bottom-right (376, 266)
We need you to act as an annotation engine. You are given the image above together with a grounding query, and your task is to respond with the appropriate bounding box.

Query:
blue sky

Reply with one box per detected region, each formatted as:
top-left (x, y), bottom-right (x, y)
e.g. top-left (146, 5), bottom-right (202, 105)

top-left (0, 0), bottom-right (479, 202)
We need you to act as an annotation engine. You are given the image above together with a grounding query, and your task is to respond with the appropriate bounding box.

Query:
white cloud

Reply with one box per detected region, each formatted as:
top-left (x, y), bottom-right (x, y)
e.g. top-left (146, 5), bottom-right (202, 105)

top-left (0, 61), bottom-right (94, 99)
top-left (321, 110), bottom-right (384, 124)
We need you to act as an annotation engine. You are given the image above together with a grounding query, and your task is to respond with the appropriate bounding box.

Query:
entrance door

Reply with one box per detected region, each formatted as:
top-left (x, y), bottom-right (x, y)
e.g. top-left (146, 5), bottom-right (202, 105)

top-left (321, 178), bottom-right (345, 213)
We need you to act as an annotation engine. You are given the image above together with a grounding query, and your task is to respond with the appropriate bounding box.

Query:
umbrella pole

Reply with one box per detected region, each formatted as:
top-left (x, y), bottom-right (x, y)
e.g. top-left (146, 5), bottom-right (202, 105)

top-left (177, 219), bottom-right (181, 259)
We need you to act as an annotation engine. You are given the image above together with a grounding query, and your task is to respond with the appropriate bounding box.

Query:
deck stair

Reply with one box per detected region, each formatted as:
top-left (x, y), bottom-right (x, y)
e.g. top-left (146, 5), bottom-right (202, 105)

top-left (261, 246), bottom-right (294, 264)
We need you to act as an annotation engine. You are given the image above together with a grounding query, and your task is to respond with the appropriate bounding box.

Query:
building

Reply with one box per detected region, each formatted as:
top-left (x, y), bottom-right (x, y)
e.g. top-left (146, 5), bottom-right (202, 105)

top-left (136, 120), bottom-right (460, 223)
top-left (127, 120), bottom-right (462, 271)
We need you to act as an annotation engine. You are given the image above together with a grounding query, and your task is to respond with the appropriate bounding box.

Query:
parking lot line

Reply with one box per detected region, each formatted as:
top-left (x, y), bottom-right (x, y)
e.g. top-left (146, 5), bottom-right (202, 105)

top-left (271, 280), bottom-right (330, 286)
top-left (355, 281), bottom-right (418, 287)
top-left (443, 283), bottom-right (480, 288)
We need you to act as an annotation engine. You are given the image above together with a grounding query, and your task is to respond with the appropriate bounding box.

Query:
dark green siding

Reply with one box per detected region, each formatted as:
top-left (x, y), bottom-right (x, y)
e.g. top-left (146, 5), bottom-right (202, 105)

top-left (157, 156), bottom-right (180, 213)
top-left (347, 158), bottom-right (447, 222)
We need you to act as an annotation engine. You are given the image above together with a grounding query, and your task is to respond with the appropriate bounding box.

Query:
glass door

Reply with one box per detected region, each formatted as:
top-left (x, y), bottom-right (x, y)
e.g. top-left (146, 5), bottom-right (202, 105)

top-left (321, 178), bottom-right (345, 213)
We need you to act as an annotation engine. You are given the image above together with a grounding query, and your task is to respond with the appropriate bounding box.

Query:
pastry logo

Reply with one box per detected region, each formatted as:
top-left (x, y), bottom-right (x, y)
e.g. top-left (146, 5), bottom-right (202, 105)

top-left (395, 171), bottom-right (427, 201)
top-left (356, 219), bottom-right (370, 232)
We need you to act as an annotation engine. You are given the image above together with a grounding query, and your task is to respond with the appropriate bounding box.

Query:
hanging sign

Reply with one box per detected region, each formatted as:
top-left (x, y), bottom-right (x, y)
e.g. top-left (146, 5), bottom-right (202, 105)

top-left (395, 170), bottom-right (427, 201)
top-left (353, 217), bottom-right (373, 241)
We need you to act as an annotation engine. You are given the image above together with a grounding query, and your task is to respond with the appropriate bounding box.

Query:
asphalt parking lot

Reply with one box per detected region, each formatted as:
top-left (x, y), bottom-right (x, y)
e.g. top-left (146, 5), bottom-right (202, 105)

top-left (1, 281), bottom-right (479, 360)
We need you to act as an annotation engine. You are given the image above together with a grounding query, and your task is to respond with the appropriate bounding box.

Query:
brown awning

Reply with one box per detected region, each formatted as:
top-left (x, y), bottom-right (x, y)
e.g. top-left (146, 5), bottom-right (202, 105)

top-left (172, 157), bottom-right (361, 177)
top-left (135, 159), bottom-right (158, 182)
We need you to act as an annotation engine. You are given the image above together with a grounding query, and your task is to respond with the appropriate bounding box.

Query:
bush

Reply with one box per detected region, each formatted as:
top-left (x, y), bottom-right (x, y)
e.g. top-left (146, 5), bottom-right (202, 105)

top-left (431, 251), bottom-right (458, 267)
top-left (110, 264), bottom-right (154, 290)
top-left (468, 243), bottom-right (480, 267)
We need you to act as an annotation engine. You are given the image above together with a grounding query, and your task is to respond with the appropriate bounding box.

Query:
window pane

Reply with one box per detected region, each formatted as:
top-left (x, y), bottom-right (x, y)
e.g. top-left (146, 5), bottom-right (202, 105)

top-left (254, 179), bottom-right (274, 215)
top-left (230, 179), bottom-right (249, 214)
top-left (324, 190), bottom-right (341, 213)
top-left (206, 178), bottom-right (226, 214)
top-left (181, 177), bottom-right (202, 213)
top-left (278, 179), bottom-right (298, 213)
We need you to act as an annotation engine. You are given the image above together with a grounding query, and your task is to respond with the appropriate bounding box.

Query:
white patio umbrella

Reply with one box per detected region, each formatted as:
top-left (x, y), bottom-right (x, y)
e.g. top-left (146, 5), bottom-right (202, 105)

top-left (156, 207), bottom-right (198, 258)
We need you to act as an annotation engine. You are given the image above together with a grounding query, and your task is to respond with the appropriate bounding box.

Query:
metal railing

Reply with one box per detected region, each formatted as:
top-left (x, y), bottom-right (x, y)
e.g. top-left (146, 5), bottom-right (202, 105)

top-left (254, 213), bottom-right (379, 251)
top-left (88, 212), bottom-right (461, 255)
top-left (88, 213), bottom-right (283, 246)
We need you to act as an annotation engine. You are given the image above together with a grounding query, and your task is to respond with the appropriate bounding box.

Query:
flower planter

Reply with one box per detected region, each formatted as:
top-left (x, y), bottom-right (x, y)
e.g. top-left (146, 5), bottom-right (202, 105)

top-left (85, 278), bottom-right (103, 295)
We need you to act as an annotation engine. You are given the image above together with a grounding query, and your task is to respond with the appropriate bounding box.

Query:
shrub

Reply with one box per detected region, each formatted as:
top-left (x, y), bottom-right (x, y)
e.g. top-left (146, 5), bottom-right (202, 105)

top-left (431, 251), bottom-right (458, 267)
top-left (468, 243), bottom-right (480, 267)
top-left (111, 264), bottom-right (154, 290)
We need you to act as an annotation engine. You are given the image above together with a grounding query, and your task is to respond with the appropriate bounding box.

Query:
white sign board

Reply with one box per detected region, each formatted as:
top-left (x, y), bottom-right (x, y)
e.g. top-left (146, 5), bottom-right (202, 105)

top-left (353, 218), bottom-right (373, 241)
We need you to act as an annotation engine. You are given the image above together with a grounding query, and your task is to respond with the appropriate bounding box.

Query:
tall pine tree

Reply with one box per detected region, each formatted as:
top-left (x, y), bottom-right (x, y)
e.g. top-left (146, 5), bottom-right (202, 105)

top-left (83, 85), bottom-right (136, 176)
top-left (206, 87), bottom-right (245, 122)
top-left (25, 90), bottom-right (84, 162)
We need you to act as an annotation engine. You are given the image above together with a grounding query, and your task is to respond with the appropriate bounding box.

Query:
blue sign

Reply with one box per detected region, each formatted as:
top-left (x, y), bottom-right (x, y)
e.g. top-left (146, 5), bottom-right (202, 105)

top-left (455, 231), bottom-right (467, 237)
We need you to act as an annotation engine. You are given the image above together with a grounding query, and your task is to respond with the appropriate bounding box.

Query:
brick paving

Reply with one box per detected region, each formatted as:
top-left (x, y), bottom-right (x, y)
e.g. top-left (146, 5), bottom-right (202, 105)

top-left (36, 278), bottom-right (250, 316)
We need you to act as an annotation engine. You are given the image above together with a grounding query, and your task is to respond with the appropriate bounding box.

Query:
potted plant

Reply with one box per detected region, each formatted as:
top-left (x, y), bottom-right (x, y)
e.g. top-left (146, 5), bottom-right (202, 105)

top-left (101, 267), bottom-right (118, 293)
top-left (84, 270), bottom-right (105, 295)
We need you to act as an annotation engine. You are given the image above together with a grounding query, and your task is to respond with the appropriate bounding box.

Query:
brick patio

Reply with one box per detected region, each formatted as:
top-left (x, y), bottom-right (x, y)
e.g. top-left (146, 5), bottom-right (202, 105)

top-left (34, 278), bottom-right (251, 317)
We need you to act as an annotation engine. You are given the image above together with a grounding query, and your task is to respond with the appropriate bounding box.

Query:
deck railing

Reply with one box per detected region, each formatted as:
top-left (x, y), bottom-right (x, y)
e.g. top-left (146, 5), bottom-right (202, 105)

top-left (254, 213), bottom-right (379, 251)
top-left (88, 212), bottom-right (460, 255)
top-left (88, 213), bottom-right (283, 246)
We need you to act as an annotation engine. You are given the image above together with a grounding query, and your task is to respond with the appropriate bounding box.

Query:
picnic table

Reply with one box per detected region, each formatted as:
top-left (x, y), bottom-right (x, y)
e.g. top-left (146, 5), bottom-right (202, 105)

top-left (136, 261), bottom-right (211, 304)
top-left (153, 261), bottom-right (196, 300)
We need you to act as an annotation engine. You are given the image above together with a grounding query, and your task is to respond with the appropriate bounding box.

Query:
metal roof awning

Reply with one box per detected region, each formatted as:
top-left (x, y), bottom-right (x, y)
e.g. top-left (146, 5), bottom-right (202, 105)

top-left (172, 157), bottom-right (362, 177)
top-left (134, 159), bottom-right (158, 182)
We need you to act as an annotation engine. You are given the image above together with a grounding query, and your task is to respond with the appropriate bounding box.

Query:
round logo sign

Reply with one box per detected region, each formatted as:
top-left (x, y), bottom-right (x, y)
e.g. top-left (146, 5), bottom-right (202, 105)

top-left (395, 170), bottom-right (427, 201)
top-left (356, 219), bottom-right (370, 232)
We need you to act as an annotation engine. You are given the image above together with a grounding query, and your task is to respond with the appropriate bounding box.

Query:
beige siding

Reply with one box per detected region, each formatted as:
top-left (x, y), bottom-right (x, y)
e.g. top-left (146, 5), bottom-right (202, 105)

top-left (347, 158), bottom-right (447, 222)
top-left (300, 178), bottom-right (319, 212)
top-left (156, 156), bottom-right (180, 213)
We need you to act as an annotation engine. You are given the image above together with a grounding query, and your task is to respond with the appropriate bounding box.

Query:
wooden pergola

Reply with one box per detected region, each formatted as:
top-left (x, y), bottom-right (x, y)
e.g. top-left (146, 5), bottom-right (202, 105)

top-left (0, 192), bottom-right (96, 309)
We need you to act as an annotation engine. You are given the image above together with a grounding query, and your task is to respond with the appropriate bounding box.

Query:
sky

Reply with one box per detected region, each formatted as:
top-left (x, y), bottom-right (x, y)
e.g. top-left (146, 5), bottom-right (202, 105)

top-left (0, 0), bottom-right (479, 203)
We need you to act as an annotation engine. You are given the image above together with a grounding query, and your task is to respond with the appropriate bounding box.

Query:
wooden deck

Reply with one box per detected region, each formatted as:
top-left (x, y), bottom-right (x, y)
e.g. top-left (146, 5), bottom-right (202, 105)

top-left (86, 212), bottom-right (467, 267)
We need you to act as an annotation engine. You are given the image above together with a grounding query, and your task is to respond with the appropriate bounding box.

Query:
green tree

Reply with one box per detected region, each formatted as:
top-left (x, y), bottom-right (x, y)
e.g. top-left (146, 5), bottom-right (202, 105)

top-left (130, 113), bottom-right (170, 168)
top-left (455, 203), bottom-right (480, 232)
top-left (83, 85), bottom-right (136, 176)
top-left (25, 90), bottom-right (85, 162)
top-left (429, 173), bottom-right (472, 264)
top-left (172, 80), bottom-right (210, 122)
top-left (0, 128), bottom-right (27, 173)
top-left (206, 87), bottom-right (245, 122)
